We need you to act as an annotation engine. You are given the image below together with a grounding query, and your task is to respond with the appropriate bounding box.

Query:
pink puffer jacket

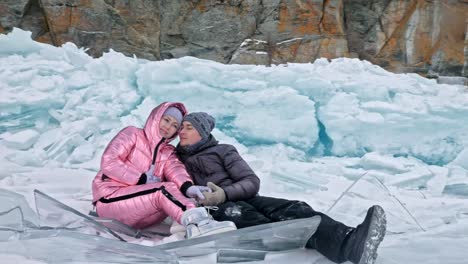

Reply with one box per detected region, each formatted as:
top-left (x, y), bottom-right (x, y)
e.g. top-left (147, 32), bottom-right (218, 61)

top-left (92, 102), bottom-right (192, 203)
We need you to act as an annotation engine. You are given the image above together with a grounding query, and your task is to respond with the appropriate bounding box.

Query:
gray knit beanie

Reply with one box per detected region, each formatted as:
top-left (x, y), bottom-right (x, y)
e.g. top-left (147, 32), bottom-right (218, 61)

top-left (183, 112), bottom-right (215, 139)
top-left (163, 107), bottom-right (183, 126)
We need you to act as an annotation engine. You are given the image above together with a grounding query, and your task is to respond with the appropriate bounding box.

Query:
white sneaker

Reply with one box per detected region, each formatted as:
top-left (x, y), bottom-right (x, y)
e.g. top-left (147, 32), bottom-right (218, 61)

top-left (181, 207), bottom-right (237, 239)
top-left (169, 220), bottom-right (186, 234)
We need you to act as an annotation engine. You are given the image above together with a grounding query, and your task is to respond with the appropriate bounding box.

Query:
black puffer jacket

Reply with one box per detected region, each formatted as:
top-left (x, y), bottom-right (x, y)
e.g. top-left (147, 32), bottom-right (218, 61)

top-left (177, 136), bottom-right (260, 201)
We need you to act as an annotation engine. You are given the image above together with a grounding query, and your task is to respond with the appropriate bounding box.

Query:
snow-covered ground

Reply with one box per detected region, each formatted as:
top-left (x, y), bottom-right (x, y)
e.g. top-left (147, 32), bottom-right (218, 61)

top-left (1, 28), bottom-right (468, 263)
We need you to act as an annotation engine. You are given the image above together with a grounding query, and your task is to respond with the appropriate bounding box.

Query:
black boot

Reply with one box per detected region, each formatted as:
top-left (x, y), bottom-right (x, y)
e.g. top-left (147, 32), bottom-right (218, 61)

top-left (343, 205), bottom-right (387, 264)
top-left (305, 213), bottom-right (354, 263)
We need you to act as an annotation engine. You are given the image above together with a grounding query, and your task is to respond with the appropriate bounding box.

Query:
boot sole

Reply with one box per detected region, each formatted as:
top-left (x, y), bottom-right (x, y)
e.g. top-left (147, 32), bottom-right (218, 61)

top-left (187, 222), bottom-right (237, 239)
top-left (199, 226), bottom-right (237, 237)
top-left (358, 205), bottom-right (387, 264)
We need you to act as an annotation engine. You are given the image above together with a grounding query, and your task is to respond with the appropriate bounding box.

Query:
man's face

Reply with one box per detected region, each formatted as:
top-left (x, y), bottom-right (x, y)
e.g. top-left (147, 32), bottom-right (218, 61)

top-left (179, 121), bottom-right (202, 146)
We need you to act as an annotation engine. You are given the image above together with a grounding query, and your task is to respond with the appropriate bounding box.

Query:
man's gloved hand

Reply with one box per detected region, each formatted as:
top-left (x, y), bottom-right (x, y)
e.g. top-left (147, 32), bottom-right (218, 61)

top-left (186, 185), bottom-right (212, 200)
top-left (201, 182), bottom-right (226, 206)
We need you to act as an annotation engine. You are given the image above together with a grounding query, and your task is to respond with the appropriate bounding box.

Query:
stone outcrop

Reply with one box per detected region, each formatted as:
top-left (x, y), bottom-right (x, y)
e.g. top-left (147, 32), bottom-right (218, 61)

top-left (159, 0), bottom-right (260, 62)
top-left (463, 15), bottom-right (468, 77)
top-left (1, 0), bottom-right (161, 59)
top-left (0, 0), bottom-right (467, 77)
top-left (343, 0), bottom-right (467, 76)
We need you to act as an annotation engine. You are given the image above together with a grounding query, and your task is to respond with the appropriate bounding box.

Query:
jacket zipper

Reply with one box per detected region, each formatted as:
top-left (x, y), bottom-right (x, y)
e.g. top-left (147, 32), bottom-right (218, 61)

top-left (152, 137), bottom-right (165, 165)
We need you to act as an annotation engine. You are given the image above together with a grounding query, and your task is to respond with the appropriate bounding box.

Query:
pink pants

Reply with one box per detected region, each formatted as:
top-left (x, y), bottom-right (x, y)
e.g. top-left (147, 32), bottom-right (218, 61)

top-left (96, 182), bottom-right (196, 229)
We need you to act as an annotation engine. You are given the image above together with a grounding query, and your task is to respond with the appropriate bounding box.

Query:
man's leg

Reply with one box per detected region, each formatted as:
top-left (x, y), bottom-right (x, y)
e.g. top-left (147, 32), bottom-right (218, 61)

top-left (246, 196), bottom-right (353, 263)
top-left (246, 196), bottom-right (317, 220)
top-left (210, 201), bottom-right (272, 228)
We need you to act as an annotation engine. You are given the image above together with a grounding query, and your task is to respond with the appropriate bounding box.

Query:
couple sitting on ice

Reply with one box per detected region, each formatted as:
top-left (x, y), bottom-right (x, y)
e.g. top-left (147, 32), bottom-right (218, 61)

top-left (91, 102), bottom-right (386, 264)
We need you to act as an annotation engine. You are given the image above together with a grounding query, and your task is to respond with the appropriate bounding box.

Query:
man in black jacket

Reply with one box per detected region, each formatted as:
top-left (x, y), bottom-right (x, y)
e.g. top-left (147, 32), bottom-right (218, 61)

top-left (176, 112), bottom-right (386, 264)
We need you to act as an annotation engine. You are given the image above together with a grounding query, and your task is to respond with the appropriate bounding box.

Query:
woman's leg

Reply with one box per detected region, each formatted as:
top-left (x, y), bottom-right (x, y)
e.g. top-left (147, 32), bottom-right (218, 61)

top-left (96, 182), bottom-right (196, 229)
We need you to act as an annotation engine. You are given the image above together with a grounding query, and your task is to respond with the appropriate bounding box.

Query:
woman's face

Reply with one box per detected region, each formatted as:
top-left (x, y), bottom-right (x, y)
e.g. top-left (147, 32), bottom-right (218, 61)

top-left (179, 121), bottom-right (202, 146)
top-left (159, 115), bottom-right (180, 138)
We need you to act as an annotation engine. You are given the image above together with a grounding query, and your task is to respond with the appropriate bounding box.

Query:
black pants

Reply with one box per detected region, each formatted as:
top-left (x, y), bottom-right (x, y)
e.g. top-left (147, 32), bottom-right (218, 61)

top-left (211, 196), bottom-right (352, 263)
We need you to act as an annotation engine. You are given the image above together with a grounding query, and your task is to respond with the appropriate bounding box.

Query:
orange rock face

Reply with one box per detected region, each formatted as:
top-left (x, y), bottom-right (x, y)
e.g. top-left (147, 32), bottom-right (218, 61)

top-left (345, 0), bottom-right (467, 76)
top-left (0, 0), bottom-right (466, 77)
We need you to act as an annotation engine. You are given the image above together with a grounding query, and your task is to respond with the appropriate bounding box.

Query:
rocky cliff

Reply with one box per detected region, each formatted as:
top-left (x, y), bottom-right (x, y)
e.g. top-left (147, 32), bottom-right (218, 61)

top-left (1, 0), bottom-right (467, 77)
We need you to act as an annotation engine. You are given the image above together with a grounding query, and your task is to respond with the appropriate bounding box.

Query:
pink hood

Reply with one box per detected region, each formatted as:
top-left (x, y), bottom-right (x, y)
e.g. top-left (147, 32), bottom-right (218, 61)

top-left (144, 102), bottom-right (188, 150)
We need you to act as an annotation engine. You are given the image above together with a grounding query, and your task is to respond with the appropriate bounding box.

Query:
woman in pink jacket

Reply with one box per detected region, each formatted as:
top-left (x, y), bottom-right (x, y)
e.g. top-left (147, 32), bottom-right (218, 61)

top-left (92, 102), bottom-right (235, 238)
